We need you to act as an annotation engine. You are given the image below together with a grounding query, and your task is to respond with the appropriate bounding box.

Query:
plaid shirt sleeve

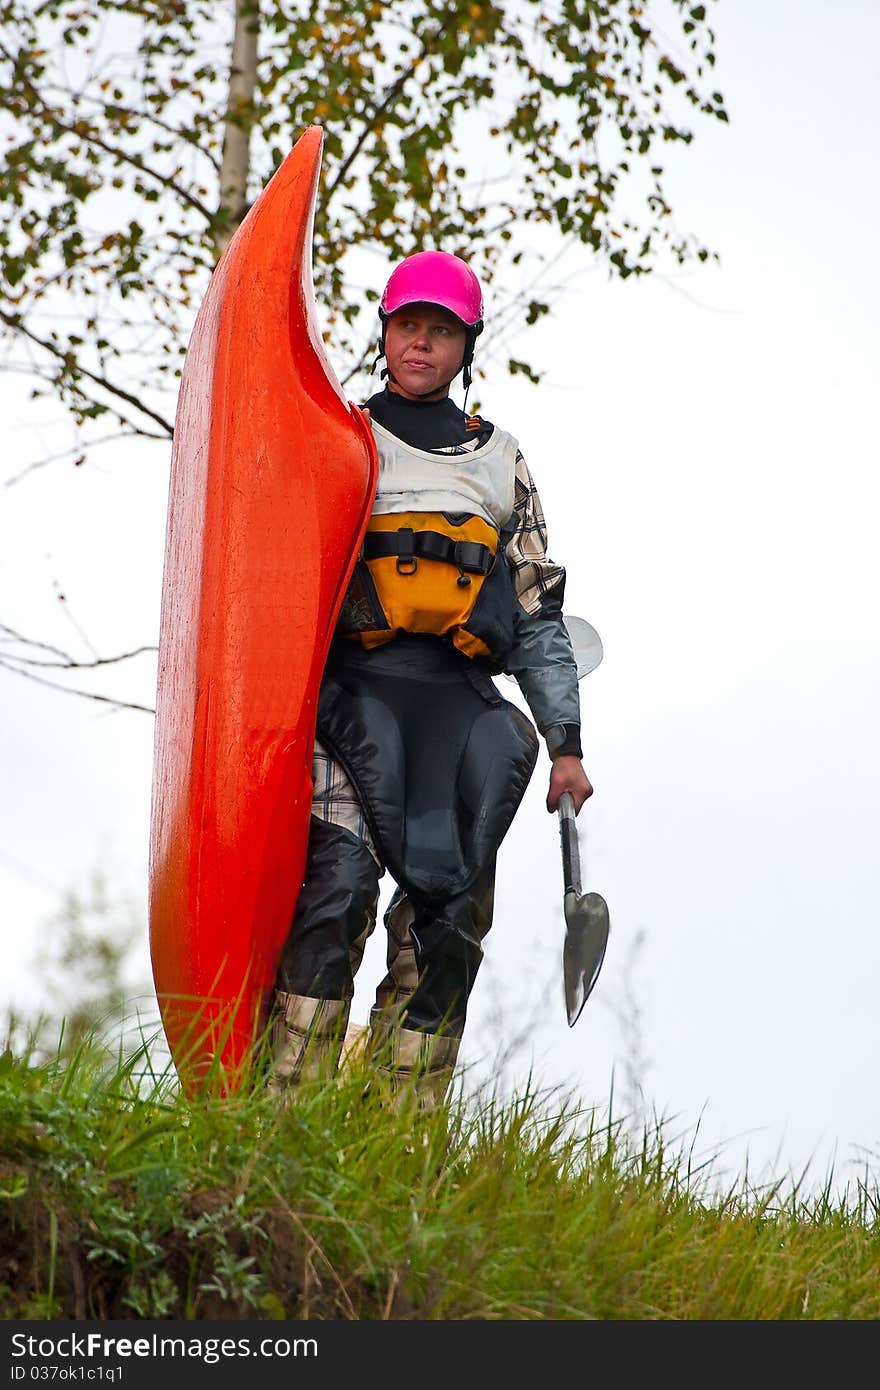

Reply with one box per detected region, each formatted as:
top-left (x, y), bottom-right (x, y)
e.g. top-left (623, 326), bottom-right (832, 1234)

top-left (502, 452), bottom-right (582, 757)
top-left (504, 451), bottom-right (566, 615)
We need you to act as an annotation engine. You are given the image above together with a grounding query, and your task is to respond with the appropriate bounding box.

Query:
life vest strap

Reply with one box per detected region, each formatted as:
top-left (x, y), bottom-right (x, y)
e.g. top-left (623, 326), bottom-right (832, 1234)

top-left (362, 529), bottom-right (494, 576)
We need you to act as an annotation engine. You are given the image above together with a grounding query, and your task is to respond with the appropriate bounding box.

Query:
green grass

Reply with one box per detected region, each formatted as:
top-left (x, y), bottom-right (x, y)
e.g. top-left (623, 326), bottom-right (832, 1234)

top-left (1, 1027), bottom-right (879, 1321)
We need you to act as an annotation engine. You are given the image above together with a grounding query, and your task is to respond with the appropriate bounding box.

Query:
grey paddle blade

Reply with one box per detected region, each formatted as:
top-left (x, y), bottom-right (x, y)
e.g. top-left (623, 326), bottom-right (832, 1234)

top-left (563, 888), bottom-right (610, 1027)
top-left (563, 614), bottom-right (604, 680)
top-left (500, 614), bottom-right (603, 684)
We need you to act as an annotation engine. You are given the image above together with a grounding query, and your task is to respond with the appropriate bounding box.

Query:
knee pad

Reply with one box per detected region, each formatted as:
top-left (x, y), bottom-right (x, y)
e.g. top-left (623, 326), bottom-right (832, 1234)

top-left (276, 817), bottom-right (380, 998)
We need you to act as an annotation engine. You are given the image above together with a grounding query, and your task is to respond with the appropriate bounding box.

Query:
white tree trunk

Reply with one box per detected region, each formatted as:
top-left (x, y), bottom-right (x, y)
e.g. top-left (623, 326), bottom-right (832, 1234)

top-left (215, 0), bottom-right (260, 258)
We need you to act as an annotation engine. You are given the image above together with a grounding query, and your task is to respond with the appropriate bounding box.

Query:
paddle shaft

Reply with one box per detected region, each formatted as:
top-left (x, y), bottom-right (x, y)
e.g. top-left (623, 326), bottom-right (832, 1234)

top-left (557, 791), bottom-right (582, 896)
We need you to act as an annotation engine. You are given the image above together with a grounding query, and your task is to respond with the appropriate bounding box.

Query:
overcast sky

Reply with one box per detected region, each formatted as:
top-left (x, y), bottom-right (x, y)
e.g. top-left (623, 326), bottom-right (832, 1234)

top-left (2, 0), bottom-right (878, 1196)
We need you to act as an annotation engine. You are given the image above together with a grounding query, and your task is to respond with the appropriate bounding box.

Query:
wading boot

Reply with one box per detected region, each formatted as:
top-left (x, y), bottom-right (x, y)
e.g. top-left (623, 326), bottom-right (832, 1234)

top-left (267, 992), bottom-right (350, 1099)
top-left (367, 1010), bottom-right (460, 1112)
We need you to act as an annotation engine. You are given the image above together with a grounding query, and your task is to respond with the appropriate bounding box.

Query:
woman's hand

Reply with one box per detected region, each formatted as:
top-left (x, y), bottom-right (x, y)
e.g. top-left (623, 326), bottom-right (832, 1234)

top-left (546, 755), bottom-right (593, 814)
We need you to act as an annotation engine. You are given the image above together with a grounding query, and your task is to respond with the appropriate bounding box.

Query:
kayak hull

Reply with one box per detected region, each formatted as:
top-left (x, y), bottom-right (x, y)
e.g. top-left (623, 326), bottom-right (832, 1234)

top-left (148, 126), bottom-right (378, 1092)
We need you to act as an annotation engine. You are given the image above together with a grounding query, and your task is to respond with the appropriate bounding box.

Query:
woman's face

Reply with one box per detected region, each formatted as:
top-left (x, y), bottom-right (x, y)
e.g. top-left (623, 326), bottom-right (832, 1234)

top-left (384, 304), bottom-right (467, 399)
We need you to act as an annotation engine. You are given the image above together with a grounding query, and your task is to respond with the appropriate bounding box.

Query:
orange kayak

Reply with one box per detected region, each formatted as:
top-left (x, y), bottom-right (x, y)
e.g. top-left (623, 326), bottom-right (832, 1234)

top-left (149, 126), bottom-right (378, 1093)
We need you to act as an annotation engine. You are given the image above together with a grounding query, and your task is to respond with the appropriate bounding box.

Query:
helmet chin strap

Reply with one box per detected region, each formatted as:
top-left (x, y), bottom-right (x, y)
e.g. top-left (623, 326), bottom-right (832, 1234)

top-left (372, 303), bottom-right (479, 402)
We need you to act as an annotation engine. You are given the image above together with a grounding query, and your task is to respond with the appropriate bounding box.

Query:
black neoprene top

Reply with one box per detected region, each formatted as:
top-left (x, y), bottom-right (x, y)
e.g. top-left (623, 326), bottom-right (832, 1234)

top-left (363, 387), bottom-right (494, 451)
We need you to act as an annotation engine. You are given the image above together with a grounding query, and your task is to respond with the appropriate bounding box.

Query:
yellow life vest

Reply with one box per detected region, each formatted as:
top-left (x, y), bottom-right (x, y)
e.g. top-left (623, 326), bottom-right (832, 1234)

top-left (336, 422), bottom-right (520, 663)
top-left (344, 510), bottom-right (505, 661)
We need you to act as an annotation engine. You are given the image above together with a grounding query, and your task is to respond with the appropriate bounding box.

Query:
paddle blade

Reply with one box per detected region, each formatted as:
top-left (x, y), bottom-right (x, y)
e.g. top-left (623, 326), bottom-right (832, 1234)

top-left (563, 889), bottom-right (610, 1026)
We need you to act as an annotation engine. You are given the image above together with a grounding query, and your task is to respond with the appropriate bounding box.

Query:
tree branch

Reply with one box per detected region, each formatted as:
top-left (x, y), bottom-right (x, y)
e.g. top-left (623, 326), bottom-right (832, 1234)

top-left (0, 657), bottom-right (155, 714)
top-left (0, 42), bottom-right (216, 223)
top-left (4, 430), bottom-right (168, 488)
top-left (0, 629), bottom-right (158, 671)
top-left (341, 338), bottom-right (380, 390)
top-left (321, 4), bottom-right (479, 214)
top-left (323, 58), bottom-right (422, 209)
top-left (0, 309), bottom-right (175, 437)
top-left (43, 83), bottom-right (223, 176)
top-left (0, 622), bottom-right (74, 663)
top-left (54, 115), bottom-right (215, 223)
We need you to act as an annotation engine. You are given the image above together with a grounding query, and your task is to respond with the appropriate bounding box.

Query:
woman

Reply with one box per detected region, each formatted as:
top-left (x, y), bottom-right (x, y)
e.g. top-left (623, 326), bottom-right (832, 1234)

top-left (270, 251), bottom-right (592, 1105)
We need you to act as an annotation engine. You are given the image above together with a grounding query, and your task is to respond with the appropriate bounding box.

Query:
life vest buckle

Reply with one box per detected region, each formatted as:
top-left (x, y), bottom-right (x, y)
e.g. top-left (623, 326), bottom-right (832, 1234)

top-left (395, 526), bottom-right (417, 575)
top-left (453, 539), bottom-right (493, 576)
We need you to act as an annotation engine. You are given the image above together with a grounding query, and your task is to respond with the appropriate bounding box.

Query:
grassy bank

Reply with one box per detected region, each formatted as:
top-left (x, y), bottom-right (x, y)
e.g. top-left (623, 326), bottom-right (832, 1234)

top-left (1, 1034), bottom-right (878, 1320)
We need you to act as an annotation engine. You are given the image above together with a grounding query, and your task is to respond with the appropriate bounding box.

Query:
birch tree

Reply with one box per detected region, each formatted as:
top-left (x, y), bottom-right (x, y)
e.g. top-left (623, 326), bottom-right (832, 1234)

top-left (0, 0), bottom-right (726, 699)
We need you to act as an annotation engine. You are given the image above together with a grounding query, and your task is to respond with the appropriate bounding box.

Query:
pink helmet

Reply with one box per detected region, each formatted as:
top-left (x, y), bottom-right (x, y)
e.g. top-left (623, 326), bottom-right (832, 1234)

top-left (379, 250), bottom-right (484, 331)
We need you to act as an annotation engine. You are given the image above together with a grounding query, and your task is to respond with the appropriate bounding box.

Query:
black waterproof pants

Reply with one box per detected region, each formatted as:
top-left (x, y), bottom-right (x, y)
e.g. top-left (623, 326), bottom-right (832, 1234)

top-left (276, 636), bottom-right (538, 1036)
